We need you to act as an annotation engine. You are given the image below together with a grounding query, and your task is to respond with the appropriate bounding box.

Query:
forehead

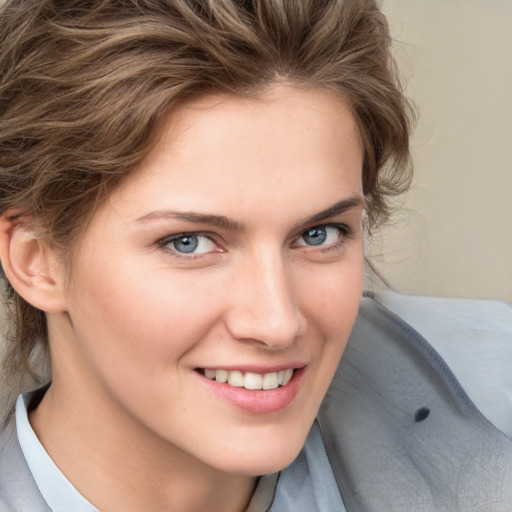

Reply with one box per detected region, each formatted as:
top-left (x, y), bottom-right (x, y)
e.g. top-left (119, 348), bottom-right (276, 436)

top-left (106, 84), bottom-right (364, 223)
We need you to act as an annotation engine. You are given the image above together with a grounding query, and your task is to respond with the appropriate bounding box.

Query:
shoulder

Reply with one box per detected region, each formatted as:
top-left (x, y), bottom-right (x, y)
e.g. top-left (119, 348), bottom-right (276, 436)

top-left (318, 295), bottom-right (512, 512)
top-left (0, 408), bottom-right (50, 511)
top-left (378, 291), bottom-right (512, 437)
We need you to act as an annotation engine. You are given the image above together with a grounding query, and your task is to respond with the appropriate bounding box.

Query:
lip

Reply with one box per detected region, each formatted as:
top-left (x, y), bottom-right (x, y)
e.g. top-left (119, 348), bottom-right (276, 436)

top-left (200, 362), bottom-right (306, 374)
top-left (196, 366), bottom-right (306, 414)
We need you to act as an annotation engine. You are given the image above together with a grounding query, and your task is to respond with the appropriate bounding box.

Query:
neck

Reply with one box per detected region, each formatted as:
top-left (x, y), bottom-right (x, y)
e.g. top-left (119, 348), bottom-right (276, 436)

top-left (29, 380), bottom-right (256, 512)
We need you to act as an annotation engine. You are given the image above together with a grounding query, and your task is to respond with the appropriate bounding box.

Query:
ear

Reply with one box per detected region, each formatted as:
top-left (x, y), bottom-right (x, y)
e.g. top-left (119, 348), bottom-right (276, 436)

top-left (0, 212), bottom-right (66, 313)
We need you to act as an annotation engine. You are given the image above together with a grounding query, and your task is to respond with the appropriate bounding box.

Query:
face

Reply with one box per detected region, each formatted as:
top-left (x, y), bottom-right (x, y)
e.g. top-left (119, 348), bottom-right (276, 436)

top-left (50, 85), bottom-right (365, 476)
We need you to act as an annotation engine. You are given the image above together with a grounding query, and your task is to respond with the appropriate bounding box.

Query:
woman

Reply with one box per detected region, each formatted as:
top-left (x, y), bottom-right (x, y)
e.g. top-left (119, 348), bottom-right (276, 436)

top-left (0, 1), bottom-right (510, 511)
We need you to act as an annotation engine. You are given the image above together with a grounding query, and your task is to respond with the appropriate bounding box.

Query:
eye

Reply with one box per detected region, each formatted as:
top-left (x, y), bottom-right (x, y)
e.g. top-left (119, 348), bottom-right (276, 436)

top-left (160, 233), bottom-right (219, 255)
top-left (294, 225), bottom-right (347, 248)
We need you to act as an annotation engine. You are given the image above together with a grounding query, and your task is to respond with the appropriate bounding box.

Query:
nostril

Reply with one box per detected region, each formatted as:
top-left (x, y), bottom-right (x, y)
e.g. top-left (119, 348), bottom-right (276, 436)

top-left (414, 407), bottom-right (430, 422)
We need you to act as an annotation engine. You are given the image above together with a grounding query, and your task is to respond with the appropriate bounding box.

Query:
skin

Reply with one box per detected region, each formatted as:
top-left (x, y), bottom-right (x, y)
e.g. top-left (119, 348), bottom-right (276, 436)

top-left (23, 85), bottom-right (365, 512)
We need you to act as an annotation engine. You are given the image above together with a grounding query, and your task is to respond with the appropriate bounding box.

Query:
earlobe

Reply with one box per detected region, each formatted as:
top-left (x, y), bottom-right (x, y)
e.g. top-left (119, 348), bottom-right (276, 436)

top-left (0, 213), bottom-right (66, 313)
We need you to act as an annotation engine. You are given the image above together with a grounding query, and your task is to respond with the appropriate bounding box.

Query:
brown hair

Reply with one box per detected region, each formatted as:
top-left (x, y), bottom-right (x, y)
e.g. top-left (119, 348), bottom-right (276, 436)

top-left (0, 0), bottom-right (413, 397)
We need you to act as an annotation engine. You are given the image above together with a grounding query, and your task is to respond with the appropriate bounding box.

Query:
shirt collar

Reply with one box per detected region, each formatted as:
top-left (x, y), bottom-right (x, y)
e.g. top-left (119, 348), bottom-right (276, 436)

top-left (16, 390), bottom-right (99, 512)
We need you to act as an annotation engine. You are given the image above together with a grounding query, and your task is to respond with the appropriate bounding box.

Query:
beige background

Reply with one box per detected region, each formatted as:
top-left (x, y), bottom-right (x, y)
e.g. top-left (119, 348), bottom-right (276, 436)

top-left (374, 0), bottom-right (512, 301)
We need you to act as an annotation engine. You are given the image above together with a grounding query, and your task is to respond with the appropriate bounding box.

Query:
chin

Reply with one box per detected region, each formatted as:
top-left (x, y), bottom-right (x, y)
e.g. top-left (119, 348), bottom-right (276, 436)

top-left (221, 447), bottom-right (304, 477)
top-left (207, 420), bottom-right (313, 477)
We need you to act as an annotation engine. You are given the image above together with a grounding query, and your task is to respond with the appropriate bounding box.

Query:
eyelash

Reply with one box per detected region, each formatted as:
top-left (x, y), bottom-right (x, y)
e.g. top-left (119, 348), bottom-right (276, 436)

top-left (157, 223), bottom-right (352, 258)
top-left (293, 223), bottom-right (352, 253)
top-left (158, 231), bottom-right (220, 259)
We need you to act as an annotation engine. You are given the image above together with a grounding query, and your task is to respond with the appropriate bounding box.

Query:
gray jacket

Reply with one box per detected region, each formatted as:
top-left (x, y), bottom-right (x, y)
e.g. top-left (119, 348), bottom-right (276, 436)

top-left (1, 297), bottom-right (511, 511)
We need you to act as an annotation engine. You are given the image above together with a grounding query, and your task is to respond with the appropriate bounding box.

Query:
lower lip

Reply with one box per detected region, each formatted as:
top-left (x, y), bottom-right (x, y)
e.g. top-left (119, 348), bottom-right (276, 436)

top-left (197, 368), bottom-right (305, 414)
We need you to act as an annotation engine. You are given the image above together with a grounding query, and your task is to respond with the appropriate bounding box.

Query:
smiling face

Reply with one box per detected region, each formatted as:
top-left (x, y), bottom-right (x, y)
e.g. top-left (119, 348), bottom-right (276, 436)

top-left (45, 85), bottom-right (365, 478)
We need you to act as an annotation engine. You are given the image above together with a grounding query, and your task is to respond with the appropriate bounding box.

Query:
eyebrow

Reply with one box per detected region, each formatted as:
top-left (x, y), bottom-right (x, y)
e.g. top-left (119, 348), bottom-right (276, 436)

top-left (135, 195), bottom-right (364, 231)
top-left (136, 210), bottom-right (245, 230)
top-left (297, 195), bottom-right (364, 228)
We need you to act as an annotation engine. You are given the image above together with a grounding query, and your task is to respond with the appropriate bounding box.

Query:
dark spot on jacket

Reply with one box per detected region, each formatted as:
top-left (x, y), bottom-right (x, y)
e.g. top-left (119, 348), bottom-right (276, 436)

top-left (415, 407), bottom-right (430, 422)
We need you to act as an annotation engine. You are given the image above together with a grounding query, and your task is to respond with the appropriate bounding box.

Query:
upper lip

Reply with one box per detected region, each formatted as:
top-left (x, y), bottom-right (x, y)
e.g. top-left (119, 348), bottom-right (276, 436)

top-left (196, 362), bottom-right (307, 374)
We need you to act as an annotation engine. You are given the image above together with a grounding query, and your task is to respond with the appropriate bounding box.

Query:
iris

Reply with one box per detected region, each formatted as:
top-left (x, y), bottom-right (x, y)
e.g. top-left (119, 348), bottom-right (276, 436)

top-left (173, 235), bottom-right (199, 253)
top-left (303, 227), bottom-right (327, 246)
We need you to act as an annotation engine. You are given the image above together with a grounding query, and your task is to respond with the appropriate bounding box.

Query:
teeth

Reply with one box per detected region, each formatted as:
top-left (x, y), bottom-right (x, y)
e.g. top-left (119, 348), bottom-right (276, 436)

top-left (203, 368), bottom-right (295, 390)
top-left (227, 370), bottom-right (244, 387)
top-left (204, 369), bottom-right (216, 379)
top-left (216, 369), bottom-right (228, 383)
top-left (282, 368), bottom-right (293, 386)
top-left (244, 372), bottom-right (263, 390)
top-left (262, 372), bottom-right (279, 390)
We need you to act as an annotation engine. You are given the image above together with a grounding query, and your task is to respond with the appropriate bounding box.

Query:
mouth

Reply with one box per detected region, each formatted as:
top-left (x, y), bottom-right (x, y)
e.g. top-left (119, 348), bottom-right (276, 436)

top-left (197, 368), bottom-right (294, 391)
top-left (196, 366), bottom-right (305, 414)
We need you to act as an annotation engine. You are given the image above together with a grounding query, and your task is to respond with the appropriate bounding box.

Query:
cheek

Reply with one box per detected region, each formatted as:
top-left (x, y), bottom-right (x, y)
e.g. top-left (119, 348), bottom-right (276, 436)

top-left (306, 254), bottom-right (364, 392)
top-left (302, 251), bottom-right (364, 337)
top-left (68, 259), bottom-right (224, 377)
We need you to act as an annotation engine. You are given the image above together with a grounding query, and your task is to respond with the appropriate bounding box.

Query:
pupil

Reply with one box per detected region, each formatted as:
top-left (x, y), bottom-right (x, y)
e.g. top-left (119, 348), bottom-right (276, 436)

top-left (304, 228), bottom-right (326, 246)
top-left (175, 235), bottom-right (198, 253)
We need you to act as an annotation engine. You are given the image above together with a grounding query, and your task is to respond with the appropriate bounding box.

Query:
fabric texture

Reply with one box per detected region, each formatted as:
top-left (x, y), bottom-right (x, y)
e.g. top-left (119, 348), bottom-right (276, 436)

top-left (0, 415), bottom-right (51, 512)
top-left (318, 296), bottom-right (512, 511)
top-left (378, 290), bottom-right (512, 438)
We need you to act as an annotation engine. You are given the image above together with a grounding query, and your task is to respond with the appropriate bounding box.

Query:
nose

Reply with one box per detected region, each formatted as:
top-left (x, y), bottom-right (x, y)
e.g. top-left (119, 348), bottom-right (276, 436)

top-left (224, 252), bottom-right (306, 349)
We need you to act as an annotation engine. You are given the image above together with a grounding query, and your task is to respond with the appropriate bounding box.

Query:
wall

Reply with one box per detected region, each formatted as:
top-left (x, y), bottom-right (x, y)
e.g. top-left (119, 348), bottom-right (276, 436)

top-left (373, 0), bottom-right (512, 301)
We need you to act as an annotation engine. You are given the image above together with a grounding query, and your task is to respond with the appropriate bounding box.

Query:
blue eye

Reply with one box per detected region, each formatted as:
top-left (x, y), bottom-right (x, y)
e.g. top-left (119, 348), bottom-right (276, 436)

top-left (161, 233), bottom-right (218, 255)
top-left (302, 227), bottom-right (328, 246)
top-left (173, 234), bottom-right (199, 253)
top-left (296, 225), bottom-right (346, 248)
